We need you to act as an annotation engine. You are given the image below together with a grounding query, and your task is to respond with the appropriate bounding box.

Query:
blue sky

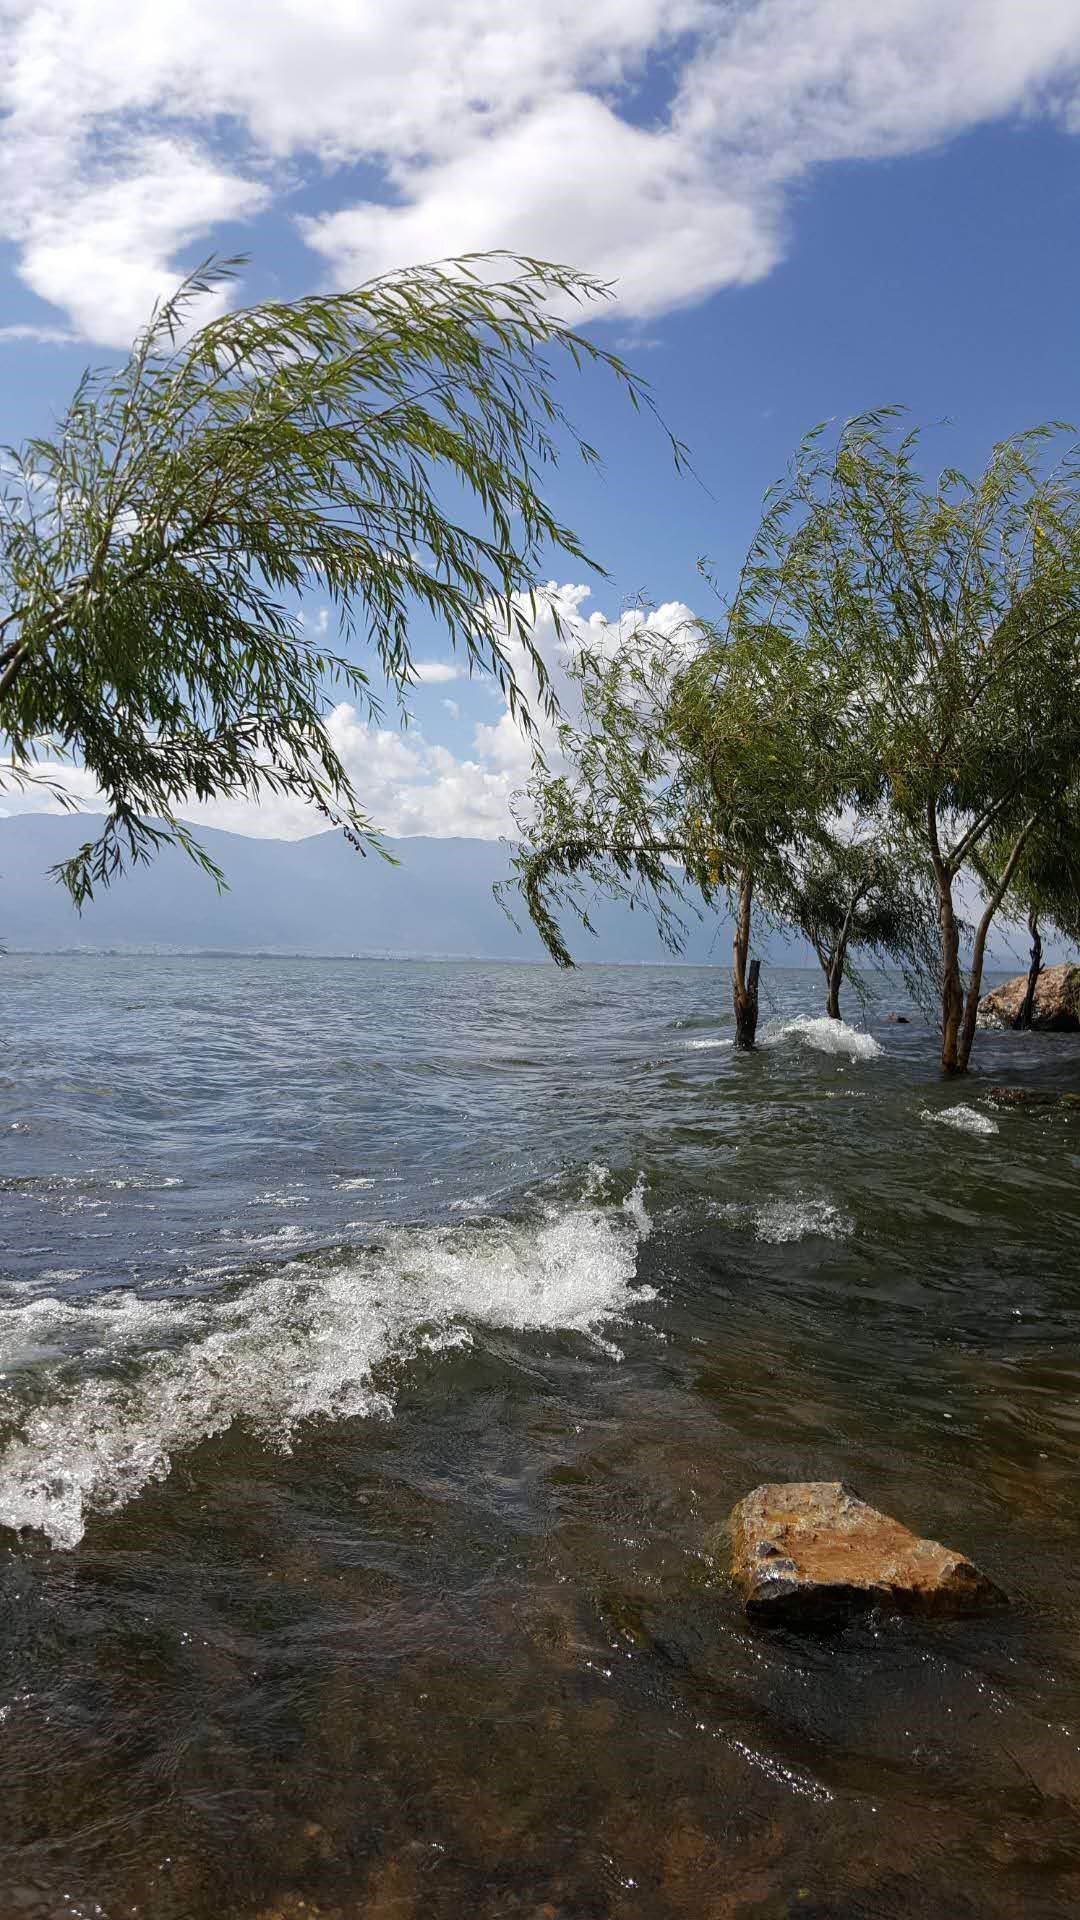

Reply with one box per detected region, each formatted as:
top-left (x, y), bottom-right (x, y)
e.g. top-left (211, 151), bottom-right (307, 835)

top-left (3, 0), bottom-right (1080, 839)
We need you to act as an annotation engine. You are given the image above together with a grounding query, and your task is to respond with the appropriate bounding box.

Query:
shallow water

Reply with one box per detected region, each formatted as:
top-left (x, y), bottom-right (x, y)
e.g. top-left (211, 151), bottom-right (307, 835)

top-left (2, 955), bottom-right (1080, 1918)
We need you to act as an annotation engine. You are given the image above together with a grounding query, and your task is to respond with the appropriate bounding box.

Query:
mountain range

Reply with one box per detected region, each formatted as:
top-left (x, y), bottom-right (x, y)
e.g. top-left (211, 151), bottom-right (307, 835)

top-left (0, 813), bottom-right (756, 962)
top-left (0, 812), bottom-right (1049, 971)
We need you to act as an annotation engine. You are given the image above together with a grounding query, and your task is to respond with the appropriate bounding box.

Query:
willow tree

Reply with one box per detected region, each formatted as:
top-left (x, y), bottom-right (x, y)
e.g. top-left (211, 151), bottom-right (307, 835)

top-left (783, 829), bottom-right (940, 1021)
top-left (982, 798), bottom-right (1080, 1028)
top-left (758, 413), bottom-right (1080, 1074)
top-left (507, 599), bottom-right (843, 1049)
top-left (0, 254), bottom-right (668, 904)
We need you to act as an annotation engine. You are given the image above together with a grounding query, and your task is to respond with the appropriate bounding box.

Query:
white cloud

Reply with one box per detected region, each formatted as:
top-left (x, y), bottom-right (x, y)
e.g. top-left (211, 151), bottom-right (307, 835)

top-left (412, 661), bottom-right (462, 684)
top-left (302, 91), bottom-right (776, 321)
top-left (0, 583), bottom-right (699, 841)
top-left (1, 2), bottom-right (1080, 342)
top-left (0, 322), bottom-right (75, 345)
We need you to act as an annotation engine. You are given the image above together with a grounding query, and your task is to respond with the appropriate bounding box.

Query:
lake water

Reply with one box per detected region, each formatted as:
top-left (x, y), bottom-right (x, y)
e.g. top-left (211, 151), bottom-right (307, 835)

top-left (2, 954), bottom-right (1080, 1918)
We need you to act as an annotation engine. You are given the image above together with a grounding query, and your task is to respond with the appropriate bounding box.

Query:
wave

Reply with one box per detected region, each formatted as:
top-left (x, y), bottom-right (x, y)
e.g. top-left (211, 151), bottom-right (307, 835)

top-left (0, 1171), bottom-right (183, 1194)
top-left (717, 1195), bottom-right (853, 1244)
top-left (922, 1104), bottom-right (999, 1137)
top-left (762, 1015), bottom-right (883, 1061)
top-left (0, 1179), bottom-right (654, 1552)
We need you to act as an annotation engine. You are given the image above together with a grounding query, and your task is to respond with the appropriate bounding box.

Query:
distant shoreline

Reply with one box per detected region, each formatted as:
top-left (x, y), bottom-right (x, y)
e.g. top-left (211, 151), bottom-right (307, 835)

top-left (0, 949), bottom-right (1017, 982)
top-left (0, 947), bottom-right (793, 966)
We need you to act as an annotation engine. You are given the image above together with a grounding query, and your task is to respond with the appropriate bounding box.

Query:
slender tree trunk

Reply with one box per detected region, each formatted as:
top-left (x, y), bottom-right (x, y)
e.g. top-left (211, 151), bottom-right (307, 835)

top-left (936, 879), bottom-right (965, 1074)
top-left (732, 867), bottom-right (760, 1050)
top-left (1018, 910), bottom-right (1043, 1031)
top-left (927, 800), bottom-right (965, 1073)
top-left (822, 884), bottom-right (865, 1022)
top-left (810, 938), bottom-right (836, 1018)
top-left (955, 814), bottom-right (1039, 1073)
top-left (825, 928), bottom-right (851, 1021)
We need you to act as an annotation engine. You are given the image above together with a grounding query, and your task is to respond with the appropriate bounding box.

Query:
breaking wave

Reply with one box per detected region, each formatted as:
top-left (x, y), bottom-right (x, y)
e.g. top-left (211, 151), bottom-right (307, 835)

top-left (718, 1195), bottom-right (854, 1244)
top-left (762, 1015), bottom-right (883, 1061)
top-left (922, 1104), bottom-right (1000, 1137)
top-left (0, 1180), bottom-right (654, 1552)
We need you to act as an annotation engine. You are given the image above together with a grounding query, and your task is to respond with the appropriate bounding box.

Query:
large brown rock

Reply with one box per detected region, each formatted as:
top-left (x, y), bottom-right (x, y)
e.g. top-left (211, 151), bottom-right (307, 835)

top-left (722, 1481), bottom-right (1006, 1628)
top-left (978, 962), bottom-right (1080, 1032)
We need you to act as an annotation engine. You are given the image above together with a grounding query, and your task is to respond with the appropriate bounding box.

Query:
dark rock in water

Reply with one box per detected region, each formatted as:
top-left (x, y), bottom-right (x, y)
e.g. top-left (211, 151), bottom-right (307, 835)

top-left (986, 1085), bottom-right (1080, 1113)
top-left (719, 1481), bottom-right (1006, 1629)
top-left (978, 962), bottom-right (1080, 1032)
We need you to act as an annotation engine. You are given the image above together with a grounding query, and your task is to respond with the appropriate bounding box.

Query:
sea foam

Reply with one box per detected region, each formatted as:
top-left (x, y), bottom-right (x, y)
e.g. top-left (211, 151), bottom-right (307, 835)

top-left (0, 1182), bottom-right (654, 1551)
top-left (718, 1195), bottom-right (853, 1244)
top-left (922, 1104), bottom-right (999, 1137)
top-left (762, 1015), bottom-right (883, 1061)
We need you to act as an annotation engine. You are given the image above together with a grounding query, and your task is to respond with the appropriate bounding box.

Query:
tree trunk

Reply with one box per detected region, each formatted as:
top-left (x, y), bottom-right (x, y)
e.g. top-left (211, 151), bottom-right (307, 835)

top-left (826, 965), bottom-right (842, 1021)
top-left (1018, 910), bottom-right (1043, 1031)
top-left (735, 958), bottom-right (761, 1049)
top-left (927, 801), bottom-right (965, 1074)
top-left (936, 875), bottom-right (965, 1074)
top-left (825, 930), bottom-right (850, 1021)
top-left (954, 813), bottom-right (1039, 1073)
top-left (732, 867), bottom-right (760, 1050)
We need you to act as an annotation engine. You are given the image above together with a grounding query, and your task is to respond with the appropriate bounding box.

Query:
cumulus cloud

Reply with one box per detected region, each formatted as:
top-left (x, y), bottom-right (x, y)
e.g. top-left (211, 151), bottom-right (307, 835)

top-left (301, 91), bottom-right (776, 320)
top-left (0, 584), bottom-right (699, 841)
top-left (2, 2), bottom-right (1080, 342)
top-left (411, 661), bottom-right (463, 684)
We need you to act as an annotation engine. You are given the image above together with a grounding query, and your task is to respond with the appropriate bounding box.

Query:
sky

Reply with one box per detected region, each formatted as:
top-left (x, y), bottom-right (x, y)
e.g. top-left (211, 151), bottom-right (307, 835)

top-left (2, 0), bottom-right (1080, 841)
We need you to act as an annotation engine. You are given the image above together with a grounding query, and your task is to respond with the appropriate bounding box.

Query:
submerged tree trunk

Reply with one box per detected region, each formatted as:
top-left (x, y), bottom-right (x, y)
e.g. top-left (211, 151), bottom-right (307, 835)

top-left (825, 963), bottom-right (843, 1021)
top-left (732, 867), bottom-right (760, 1050)
top-left (820, 885), bottom-right (863, 1021)
top-left (824, 931), bottom-right (852, 1021)
top-left (954, 814), bottom-right (1038, 1074)
top-left (938, 885), bottom-right (965, 1074)
top-left (1018, 910), bottom-right (1043, 1031)
top-left (928, 802), bottom-right (965, 1074)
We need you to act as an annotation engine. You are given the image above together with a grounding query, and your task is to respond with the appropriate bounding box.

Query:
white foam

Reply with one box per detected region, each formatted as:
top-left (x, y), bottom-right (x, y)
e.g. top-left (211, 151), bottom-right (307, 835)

top-left (684, 1037), bottom-right (733, 1052)
top-left (718, 1196), bottom-right (853, 1244)
top-left (2, 1170), bottom-right (182, 1195)
top-left (621, 1173), bottom-right (654, 1240)
top-left (0, 1187), bottom-right (654, 1551)
top-left (762, 1015), bottom-right (882, 1061)
top-left (922, 1104), bottom-right (999, 1137)
top-left (106, 1175), bottom-right (183, 1191)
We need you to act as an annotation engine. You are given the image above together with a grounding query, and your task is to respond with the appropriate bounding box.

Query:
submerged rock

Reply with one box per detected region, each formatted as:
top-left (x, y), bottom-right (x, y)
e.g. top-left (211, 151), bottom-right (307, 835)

top-left (721, 1481), bottom-right (1006, 1628)
top-left (986, 1085), bottom-right (1080, 1113)
top-left (978, 962), bottom-right (1080, 1032)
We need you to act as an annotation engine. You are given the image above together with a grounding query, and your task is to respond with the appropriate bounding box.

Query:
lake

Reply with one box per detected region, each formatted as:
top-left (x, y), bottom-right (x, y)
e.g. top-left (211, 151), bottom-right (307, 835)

top-left (2, 954), bottom-right (1079, 1918)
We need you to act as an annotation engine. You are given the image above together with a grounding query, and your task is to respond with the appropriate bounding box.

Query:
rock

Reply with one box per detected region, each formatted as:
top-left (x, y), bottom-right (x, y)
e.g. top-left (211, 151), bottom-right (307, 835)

top-left (721, 1481), bottom-right (1006, 1628)
top-left (978, 962), bottom-right (1080, 1032)
top-left (986, 1085), bottom-right (1080, 1113)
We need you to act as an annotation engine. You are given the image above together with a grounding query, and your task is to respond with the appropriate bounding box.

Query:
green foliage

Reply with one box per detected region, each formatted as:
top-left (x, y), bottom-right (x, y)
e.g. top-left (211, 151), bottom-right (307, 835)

top-left (0, 253), bottom-right (673, 904)
top-left (782, 827), bottom-right (941, 1015)
top-left (982, 794), bottom-right (1080, 952)
top-left (753, 409), bottom-right (1080, 849)
top-left (506, 604), bottom-right (843, 968)
top-left (511, 409), bottom-right (1080, 1071)
top-left (749, 410), bottom-right (1080, 1067)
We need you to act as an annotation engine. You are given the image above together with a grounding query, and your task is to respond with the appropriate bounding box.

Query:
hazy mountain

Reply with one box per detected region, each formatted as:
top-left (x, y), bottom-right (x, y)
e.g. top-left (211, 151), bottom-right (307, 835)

top-left (1, 813), bottom-right (1048, 971)
top-left (0, 813), bottom-right (782, 963)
